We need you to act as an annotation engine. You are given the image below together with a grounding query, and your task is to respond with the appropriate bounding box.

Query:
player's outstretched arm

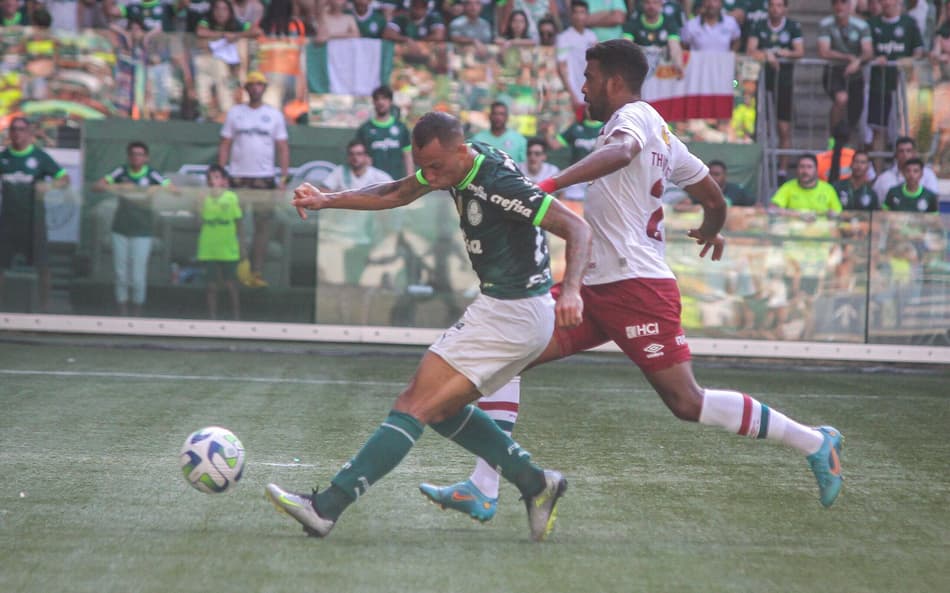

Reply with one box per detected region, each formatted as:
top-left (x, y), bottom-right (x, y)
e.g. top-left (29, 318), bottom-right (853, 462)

top-left (538, 199), bottom-right (592, 328)
top-left (291, 175), bottom-right (432, 220)
top-left (539, 131), bottom-right (641, 194)
top-left (683, 174), bottom-right (727, 261)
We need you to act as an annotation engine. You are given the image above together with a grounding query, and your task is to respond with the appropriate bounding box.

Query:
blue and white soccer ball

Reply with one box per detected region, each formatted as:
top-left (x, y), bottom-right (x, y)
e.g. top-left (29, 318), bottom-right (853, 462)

top-left (179, 426), bottom-right (246, 494)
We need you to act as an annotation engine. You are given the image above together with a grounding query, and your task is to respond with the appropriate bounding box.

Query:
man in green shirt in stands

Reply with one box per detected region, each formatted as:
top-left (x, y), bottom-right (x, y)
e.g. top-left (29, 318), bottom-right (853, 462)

top-left (883, 158), bottom-right (938, 212)
top-left (470, 101), bottom-right (527, 163)
top-left (770, 153), bottom-right (842, 220)
top-left (356, 85), bottom-right (414, 180)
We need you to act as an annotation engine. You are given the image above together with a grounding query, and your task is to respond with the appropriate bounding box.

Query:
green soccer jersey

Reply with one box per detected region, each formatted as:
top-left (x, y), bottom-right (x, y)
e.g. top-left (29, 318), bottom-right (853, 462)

top-left (105, 164), bottom-right (169, 237)
top-left (869, 15), bottom-right (922, 89)
top-left (350, 8), bottom-right (388, 38)
top-left (121, 0), bottom-right (176, 32)
top-left (557, 120), bottom-right (601, 164)
top-left (389, 12), bottom-right (445, 40)
top-left (198, 190), bottom-right (243, 261)
top-left (749, 17), bottom-right (802, 86)
top-left (817, 15), bottom-right (872, 57)
top-left (437, 141), bottom-right (554, 299)
top-left (0, 144), bottom-right (66, 229)
top-left (833, 179), bottom-right (879, 211)
top-left (771, 179), bottom-right (842, 214)
top-left (623, 14), bottom-right (681, 48)
top-left (356, 116), bottom-right (411, 181)
top-left (883, 184), bottom-right (938, 212)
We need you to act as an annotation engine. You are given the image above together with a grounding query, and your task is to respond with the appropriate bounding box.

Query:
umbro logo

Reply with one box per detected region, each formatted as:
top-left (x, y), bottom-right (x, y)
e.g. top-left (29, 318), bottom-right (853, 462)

top-left (643, 343), bottom-right (665, 359)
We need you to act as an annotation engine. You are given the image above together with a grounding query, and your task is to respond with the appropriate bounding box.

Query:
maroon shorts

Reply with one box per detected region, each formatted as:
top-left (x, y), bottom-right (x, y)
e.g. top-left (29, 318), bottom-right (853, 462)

top-left (552, 278), bottom-right (691, 372)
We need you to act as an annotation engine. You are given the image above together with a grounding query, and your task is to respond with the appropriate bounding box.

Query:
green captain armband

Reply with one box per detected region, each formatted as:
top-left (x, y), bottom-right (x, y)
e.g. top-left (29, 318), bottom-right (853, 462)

top-left (531, 194), bottom-right (554, 226)
top-left (415, 170), bottom-right (429, 186)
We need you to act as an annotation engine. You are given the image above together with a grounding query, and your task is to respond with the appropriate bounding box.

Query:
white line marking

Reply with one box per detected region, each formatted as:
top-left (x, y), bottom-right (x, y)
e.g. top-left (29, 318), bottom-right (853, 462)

top-left (255, 462), bottom-right (318, 468)
top-left (0, 368), bottom-right (401, 387)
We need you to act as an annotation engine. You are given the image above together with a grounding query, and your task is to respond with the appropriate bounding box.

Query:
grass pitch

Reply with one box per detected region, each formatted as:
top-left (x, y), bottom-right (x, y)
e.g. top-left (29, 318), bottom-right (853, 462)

top-left (0, 336), bottom-right (947, 593)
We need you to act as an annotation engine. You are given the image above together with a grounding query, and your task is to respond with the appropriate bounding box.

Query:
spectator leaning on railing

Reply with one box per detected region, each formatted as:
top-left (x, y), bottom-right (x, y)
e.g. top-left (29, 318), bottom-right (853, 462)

top-left (256, 0), bottom-right (312, 114)
top-left (498, 0), bottom-right (561, 40)
top-left (817, 0), bottom-right (873, 145)
top-left (769, 153), bottom-right (842, 221)
top-left (536, 15), bottom-right (558, 45)
top-left (745, 0), bottom-right (803, 184)
top-left (867, 0), bottom-right (923, 163)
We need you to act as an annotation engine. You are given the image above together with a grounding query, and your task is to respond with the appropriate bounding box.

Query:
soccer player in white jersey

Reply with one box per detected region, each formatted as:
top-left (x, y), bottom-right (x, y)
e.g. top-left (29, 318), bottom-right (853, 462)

top-left (420, 39), bottom-right (843, 519)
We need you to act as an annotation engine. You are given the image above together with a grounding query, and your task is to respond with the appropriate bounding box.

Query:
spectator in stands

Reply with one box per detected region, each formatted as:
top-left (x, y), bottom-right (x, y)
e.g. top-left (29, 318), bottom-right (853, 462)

top-left (232, 0), bottom-right (263, 27)
top-left (769, 153), bottom-right (842, 220)
top-left (556, 1), bottom-right (597, 117)
top-left (739, 0), bottom-right (769, 48)
top-left (583, 0), bottom-right (625, 42)
top-left (833, 149), bottom-right (880, 210)
top-left (78, 0), bottom-right (114, 29)
top-left (350, 0), bottom-right (387, 38)
top-left (623, 0), bottom-right (684, 75)
top-left (675, 159), bottom-right (755, 211)
top-left (118, 0), bottom-right (178, 32)
top-left (817, 0), bottom-right (873, 146)
top-left (520, 137), bottom-right (561, 187)
top-left (218, 71), bottom-right (290, 288)
top-left (681, 0), bottom-right (741, 52)
top-left (1, 0), bottom-right (30, 25)
top-left (449, 0), bottom-right (493, 45)
top-left (314, 0), bottom-right (358, 43)
top-left (470, 101), bottom-right (527, 162)
top-left (500, 9), bottom-right (537, 46)
top-left (540, 112), bottom-right (599, 205)
top-left (883, 157), bottom-right (939, 211)
top-left (709, 160), bottom-right (755, 206)
top-left (499, 0), bottom-right (561, 40)
top-left (177, 0), bottom-right (213, 33)
top-left (320, 138), bottom-right (393, 191)
top-left (356, 85), bottom-right (413, 180)
top-left (92, 141), bottom-right (173, 317)
top-left (905, 0), bottom-right (936, 51)
top-left (537, 15), bottom-right (558, 46)
top-left (872, 136), bottom-right (938, 204)
top-left (0, 116), bottom-right (69, 313)
top-left (932, 11), bottom-right (950, 174)
top-left (195, 0), bottom-right (258, 121)
top-left (722, 0), bottom-right (745, 25)
top-left (197, 164), bottom-right (243, 320)
top-left (868, 0), bottom-right (923, 163)
top-left (257, 0), bottom-right (312, 113)
top-left (746, 0), bottom-right (803, 183)
top-left (384, 0), bottom-right (446, 42)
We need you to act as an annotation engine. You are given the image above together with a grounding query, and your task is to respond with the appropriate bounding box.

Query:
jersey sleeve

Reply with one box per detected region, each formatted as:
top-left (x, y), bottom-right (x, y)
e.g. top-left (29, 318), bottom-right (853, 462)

top-left (39, 151), bottom-right (65, 180)
top-left (399, 123), bottom-right (411, 151)
top-left (220, 109), bottom-right (235, 139)
top-left (104, 166), bottom-right (124, 183)
top-left (148, 170), bottom-right (169, 186)
top-left (604, 106), bottom-right (647, 153)
top-left (668, 132), bottom-right (708, 188)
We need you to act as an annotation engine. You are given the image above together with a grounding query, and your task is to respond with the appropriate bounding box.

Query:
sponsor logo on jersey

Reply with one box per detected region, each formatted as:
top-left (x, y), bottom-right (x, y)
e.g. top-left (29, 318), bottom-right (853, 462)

top-left (2, 171), bottom-right (35, 184)
top-left (468, 183), bottom-right (488, 200)
top-left (26, 157), bottom-right (37, 169)
top-left (626, 322), bottom-right (659, 338)
top-left (371, 137), bottom-right (402, 151)
top-left (466, 200), bottom-right (483, 226)
top-left (643, 343), bottom-right (665, 358)
top-left (489, 194), bottom-right (532, 218)
top-left (675, 334), bottom-right (687, 346)
top-left (464, 238), bottom-right (483, 254)
top-left (876, 40), bottom-right (907, 55)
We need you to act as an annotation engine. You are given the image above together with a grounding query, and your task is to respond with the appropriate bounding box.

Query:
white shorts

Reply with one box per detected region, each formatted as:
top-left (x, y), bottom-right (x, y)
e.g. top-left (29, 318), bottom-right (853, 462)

top-left (429, 292), bottom-right (555, 396)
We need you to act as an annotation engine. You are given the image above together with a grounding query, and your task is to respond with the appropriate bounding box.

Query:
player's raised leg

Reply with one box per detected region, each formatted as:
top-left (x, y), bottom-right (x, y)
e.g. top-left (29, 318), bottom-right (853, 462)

top-left (644, 360), bottom-right (843, 507)
top-left (419, 376), bottom-right (521, 522)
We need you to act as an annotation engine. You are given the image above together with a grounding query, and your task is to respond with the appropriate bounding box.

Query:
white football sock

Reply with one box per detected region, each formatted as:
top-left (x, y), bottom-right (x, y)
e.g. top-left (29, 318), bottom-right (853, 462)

top-left (699, 388), bottom-right (824, 455)
top-left (467, 376), bottom-right (520, 499)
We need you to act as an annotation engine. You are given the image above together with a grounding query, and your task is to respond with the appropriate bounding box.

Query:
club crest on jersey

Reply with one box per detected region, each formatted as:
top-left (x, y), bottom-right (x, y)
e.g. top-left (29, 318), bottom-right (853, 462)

top-left (661, 127), bottom-right (671, 147)
top-left (466, 200), bottom-right (483, 226)
top-left (26, 157), bottom-right (38, 169)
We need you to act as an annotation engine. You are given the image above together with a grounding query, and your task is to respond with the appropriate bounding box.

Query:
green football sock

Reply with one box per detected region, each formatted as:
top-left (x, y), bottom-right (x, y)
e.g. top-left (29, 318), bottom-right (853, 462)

top-left (431, 405), bottom-right (545, 498)
top-left (317, 410), bottom-right (424, 521)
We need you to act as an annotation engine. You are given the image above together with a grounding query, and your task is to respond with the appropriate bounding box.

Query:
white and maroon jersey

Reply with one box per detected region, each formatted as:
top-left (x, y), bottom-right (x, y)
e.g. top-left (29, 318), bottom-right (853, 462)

top-left (583, 101), bottom-right (707, 285)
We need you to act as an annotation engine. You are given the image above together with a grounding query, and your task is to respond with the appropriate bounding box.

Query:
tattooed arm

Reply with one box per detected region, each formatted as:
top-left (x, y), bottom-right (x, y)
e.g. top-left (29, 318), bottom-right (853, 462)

top-left (291, 175), bottom-right (432, 220)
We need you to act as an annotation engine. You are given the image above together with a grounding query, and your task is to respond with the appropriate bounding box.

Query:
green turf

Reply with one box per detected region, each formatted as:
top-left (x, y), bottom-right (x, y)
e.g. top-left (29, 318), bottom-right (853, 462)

top-left (0, 338), bottom-right (947, 593)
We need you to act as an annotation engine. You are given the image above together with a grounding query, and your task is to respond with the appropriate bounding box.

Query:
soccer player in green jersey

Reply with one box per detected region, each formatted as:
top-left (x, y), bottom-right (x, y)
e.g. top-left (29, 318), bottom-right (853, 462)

top-left (883, 158), bottom-right (939, 212)
top-left (0, 116), bottom-right (69, 312)
top-left (267, 112), bottom-right (593, 541)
